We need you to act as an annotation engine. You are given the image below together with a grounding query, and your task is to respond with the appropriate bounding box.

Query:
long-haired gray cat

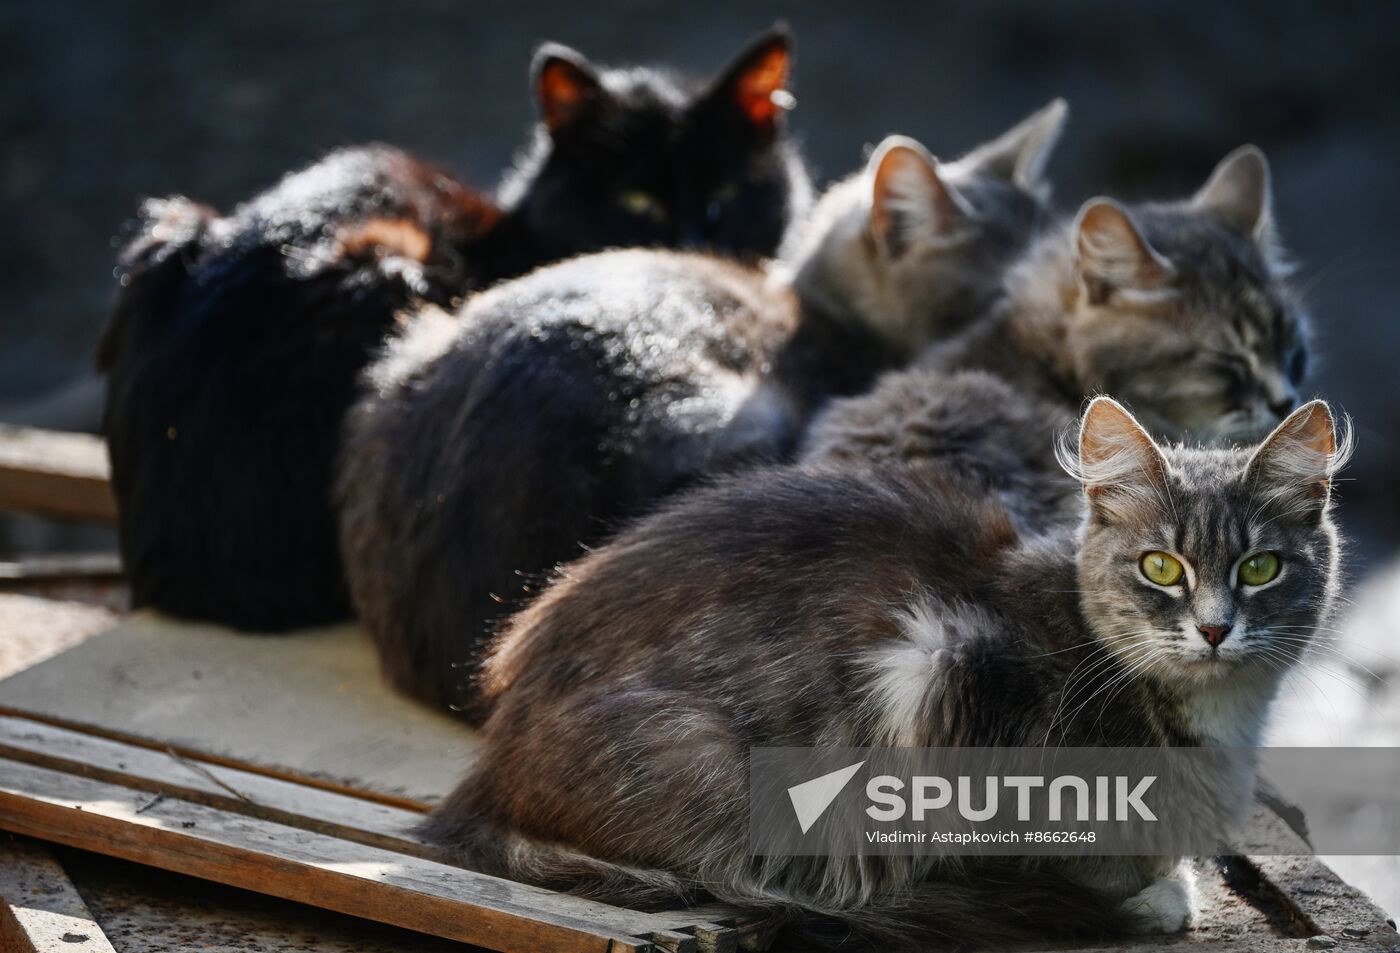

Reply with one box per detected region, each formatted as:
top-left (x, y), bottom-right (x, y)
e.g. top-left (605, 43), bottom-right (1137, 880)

top-left (423, 397), bottom-right (1349, 950)
top-left (337, 101), bottom-right (1067, 720)
top-left (803, 146), bottom-right (1311, 532)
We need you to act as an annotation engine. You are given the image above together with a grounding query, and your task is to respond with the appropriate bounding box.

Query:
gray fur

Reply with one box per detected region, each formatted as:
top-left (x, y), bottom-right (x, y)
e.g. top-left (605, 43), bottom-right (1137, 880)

top-left (802, 147), bottom-right (1310, 541)
top-left (338, 107), bottom-right (1067, 719)
top-left (424, 399), bottom-right (1349, 949)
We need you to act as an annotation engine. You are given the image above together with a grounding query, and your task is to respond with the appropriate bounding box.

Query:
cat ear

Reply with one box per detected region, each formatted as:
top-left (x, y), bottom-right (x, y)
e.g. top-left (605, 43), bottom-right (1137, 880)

top-left (702, 25), bottom-right (793, 139)
top-left (1073, 199), bottom-right (1175, 304)
top-left (869, 136), bottom-right (976, 258)
top-left (957, 98), bottom-right (1068, 195)
top-left (533, 43), bottom-right (605, 133)
top-left (1246, 400), bottom-right (1350, 514)
top-left (1193, 145), bottom-right (1272, 241)
top-left (1073, 396), bottom-right (1172, 524)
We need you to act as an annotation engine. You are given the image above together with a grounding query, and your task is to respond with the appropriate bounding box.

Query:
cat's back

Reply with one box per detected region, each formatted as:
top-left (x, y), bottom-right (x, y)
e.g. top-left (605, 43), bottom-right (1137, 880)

top-left (102, 145), bottom-right (493, 371)
top-left (800, 367), bottom-right (1080, 533)
top-left (463, 248), bottom-right (790, 347)
top-left (484, 462), bottom-right (1019, 706)
top-left (369, 248), bottom-right (796, 417)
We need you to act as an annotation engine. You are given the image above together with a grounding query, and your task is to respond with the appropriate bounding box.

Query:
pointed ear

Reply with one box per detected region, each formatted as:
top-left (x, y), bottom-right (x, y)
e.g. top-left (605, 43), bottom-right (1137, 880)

top-left (533, 43), bottom-right (604, 133)
top-left (1072, 396), bottom-right (1171, 525)
top-left (1074, 199), bottom-right (1175, 304)
top-left (1193, 145), bottom-right (1271, 240)
top-left (1246, 400), bottom-right (1349, 515)
top-left (957, 98), bottom-right (1068, 194)
top-left (868, 136), bottom-right (976, 258)
top-left (703, 25), bottom-right (793, 139)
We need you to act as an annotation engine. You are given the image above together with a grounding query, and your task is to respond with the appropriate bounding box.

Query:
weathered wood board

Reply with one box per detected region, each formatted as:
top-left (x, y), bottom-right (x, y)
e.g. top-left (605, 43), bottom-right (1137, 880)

top-left (0, 425), bottom-right (116, 524)
top-left (54, 845), bottom-right (487, 953)
top-left (0, 585), bottom-right (1393, 951)
top-left (0, 612), bottom-right (474, 804)
top-left (0, 757), bottom-right (705, 953)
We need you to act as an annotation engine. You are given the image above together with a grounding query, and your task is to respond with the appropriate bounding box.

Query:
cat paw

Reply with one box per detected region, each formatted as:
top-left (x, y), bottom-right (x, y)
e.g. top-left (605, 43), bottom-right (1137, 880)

top-left (1121, 872), bottom-right (1195, 934)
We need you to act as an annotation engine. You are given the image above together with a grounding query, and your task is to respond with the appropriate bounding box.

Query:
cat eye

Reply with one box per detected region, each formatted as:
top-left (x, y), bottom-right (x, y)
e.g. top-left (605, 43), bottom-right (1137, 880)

top-left (1238, 551), bottom-right (1281, 586)
top-left (618, 191), bottom-right (666, 222)
top-left (1140, 551), bottom-right (1185, 587)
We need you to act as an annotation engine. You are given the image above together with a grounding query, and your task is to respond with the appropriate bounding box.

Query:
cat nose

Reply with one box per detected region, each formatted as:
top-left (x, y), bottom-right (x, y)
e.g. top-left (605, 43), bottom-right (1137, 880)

top-left (1268, 395), bottom-right (1296, 418)
top-left (1198, 624), bottom-right (1232, 647)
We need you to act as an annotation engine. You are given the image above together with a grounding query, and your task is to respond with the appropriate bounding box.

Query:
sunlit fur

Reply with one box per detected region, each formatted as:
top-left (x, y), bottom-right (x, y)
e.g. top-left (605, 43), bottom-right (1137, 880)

top-left (339, 108), bottom-right (1067, 719)
top-left (780, 99), bottom-right (1065, 353)
top-left (1067, 399), bottom-right (1351, 737)
top-left (930, 147), bottom-right (1309, 448)
top-left (802, 148), bottom-right (1311, 546)
top-left (422, 400), bottom-right (1348, 949)
top-left (99, 30), bottom-right (811, 631)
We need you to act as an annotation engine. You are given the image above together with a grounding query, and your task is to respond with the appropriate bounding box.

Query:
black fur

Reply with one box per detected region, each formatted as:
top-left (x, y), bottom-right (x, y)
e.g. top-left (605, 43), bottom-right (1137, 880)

top-left (99, 29), bottom-right (811, 629)
top-left (338, 250), bottom-right (898, 718)
top-left (99, 147), bottom-right (498, 628)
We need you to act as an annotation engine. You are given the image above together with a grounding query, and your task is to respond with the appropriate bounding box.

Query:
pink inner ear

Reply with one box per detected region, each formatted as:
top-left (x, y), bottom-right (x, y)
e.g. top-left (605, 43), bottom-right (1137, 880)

top-left (732, 46), bottom-right (789, 127)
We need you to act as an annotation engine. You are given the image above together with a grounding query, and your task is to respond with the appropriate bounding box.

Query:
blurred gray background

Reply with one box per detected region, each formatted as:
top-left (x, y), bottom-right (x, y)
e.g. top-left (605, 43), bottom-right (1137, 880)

top-left (2, 0), bottom-right (1397, 565)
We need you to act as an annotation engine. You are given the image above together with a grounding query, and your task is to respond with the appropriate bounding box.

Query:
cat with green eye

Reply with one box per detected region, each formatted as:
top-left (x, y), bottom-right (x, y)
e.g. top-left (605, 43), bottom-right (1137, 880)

top-left (339, 102), bottom-right (1070, 719)
top-left (423, 397), bottom-right (1351, 949)
top-left (1141, 550), bottom-right (1279, 589)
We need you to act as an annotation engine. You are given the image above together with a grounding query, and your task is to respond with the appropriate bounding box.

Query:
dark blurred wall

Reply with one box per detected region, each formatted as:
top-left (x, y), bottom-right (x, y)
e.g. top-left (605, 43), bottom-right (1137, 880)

top-left (2, 0), bottom-right (1397, 561)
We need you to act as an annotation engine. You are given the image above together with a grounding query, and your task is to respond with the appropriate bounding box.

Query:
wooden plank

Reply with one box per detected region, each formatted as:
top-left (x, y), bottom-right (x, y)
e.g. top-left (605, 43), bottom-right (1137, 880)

top-left (0, 836), bottom-right (118, 953)
top-left (0, 757), bottom-right (701, 953)
top-left (0, 616), bottom-right (478, 805)
top-left (55, 848), bottom-right (485, 953)
top-left (0, 553), bottom-right (122, 584)
top-left (0, 426), bottom-right (117, 524)
top-left (0, 715), bottom-right (432, 858)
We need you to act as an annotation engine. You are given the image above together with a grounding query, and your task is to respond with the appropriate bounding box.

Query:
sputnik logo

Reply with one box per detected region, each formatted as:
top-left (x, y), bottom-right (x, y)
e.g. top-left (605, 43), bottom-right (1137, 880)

top-left (786, 760), bottom-right (866, 834)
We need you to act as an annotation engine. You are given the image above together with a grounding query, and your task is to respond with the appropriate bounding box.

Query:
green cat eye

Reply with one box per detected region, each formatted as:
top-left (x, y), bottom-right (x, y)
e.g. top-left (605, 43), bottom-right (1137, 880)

top-left (1140, 551), bottom-right (1185, 586)
top-left (618, 190), bottom-right (665, 221)
top-left (1239, 551), bottom-right (1281, 586)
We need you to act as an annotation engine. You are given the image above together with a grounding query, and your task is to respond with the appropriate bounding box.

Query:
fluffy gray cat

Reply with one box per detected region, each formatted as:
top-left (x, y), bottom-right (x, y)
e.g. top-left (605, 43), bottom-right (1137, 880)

top-left (423, 397), bottom-right (1349, 949)
top-left (802, 146), bottom-right (1310, 532)
top-left (337, 102), bottom-right (1067, 720)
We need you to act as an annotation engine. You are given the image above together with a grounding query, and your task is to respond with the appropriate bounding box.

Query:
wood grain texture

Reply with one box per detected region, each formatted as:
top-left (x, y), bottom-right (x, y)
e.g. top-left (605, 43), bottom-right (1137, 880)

top-left (0, 715), bottom-right (431, 858)
top-left (0, 758), bottom-right (704, 953)
top-left (0, 835), bottom-right (118, 953)
top-left (0, 615), bottom-right (477, 804)
top-left (56, 848), bottom-right (486, 953)
top-left (0, 426), bottom-right (117, 524)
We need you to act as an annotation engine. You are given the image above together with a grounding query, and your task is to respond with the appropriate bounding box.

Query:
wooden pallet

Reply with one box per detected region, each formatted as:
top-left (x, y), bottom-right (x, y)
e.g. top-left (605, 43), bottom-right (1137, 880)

top-left (0, 714), bottom-right (748, 953)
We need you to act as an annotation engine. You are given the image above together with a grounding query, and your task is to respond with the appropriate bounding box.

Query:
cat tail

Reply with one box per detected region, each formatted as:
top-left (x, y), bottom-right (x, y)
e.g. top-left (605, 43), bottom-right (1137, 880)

top-left (97, 195), bottom-right (216, 371)
top-left (423, 802), bottom-right (1139, 951)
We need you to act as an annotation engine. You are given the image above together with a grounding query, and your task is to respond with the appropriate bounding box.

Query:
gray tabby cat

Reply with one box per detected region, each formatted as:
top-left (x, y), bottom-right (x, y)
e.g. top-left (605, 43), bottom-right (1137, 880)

top-left (337, 101), bottom-right (1068, 720)
top-left (802, 146), bottom-right (1309, 532)
top-left (424, 397), bottom-right (1349, 949)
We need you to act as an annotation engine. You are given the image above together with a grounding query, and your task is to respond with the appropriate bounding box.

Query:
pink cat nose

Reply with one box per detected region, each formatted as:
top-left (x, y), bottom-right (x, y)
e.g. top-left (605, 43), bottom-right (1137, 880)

top-left (1198, 624), bottom-right (1232, 647)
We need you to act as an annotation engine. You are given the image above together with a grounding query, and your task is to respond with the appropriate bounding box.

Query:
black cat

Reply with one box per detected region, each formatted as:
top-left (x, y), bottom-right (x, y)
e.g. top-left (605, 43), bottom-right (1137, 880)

top-left (98, 28), bottom-right (810, 631)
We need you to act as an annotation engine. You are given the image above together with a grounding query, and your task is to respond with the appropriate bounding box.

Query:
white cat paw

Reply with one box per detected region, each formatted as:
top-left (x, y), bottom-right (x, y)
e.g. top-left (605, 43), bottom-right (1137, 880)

top-left (1121, 874), bottom-right (1195, 934)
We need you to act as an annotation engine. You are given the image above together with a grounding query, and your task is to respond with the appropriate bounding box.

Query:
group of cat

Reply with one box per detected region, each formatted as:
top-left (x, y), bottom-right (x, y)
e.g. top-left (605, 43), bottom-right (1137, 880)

top-left (99, 27), bottom-right (1352, 950)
